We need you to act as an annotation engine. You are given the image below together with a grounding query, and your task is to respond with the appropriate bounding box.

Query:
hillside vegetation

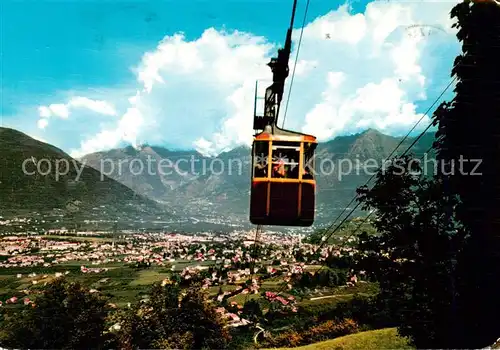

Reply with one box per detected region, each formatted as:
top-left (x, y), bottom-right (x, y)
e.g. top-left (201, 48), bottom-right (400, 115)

top-left (0, 127), bottom-right (166, 219)
top-left (265, 328), bottom-right (413, 350)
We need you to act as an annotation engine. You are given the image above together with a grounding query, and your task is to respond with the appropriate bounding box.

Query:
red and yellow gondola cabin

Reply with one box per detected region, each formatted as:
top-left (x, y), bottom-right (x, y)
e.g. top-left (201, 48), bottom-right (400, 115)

top-left (249, 0), bottom-right (317, 226)
top-left (250, 125), bottom-right (317, 226)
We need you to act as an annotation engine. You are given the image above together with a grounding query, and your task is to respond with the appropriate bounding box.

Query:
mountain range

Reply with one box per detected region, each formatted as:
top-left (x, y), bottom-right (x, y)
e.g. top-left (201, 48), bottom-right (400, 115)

top-left (0, 127), bottom-right (172, 230)
top-left (80, 128), bottom-right (436, 228)
top-left (0, 127), bottom-right (436, 231)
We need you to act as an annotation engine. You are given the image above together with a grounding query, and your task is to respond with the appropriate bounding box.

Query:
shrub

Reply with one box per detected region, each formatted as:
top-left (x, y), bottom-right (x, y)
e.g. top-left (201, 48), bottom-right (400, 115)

top-left (242, 299), bottom-right (263, 321)
top-left (268, 331), bottom-right (303, 348)
top-left (301, 318), bottom-right (359, 343)
top-left (263, 318), bottom-right (359, 348)
top-left (152, 331), bottom-right (194, 350)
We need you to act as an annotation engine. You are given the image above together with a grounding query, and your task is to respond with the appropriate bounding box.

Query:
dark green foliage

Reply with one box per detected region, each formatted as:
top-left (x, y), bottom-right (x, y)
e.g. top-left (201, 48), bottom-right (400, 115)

top-left (226, 327), bottom-right (256, 350)
top-left (328, 295), bottom-right (396, 330)
top-left (0, 278), bottom-right (109, 349)
top-left (242, 299), bottom-right (263, 321)
top-left (315, 268), bottom-right (339, 287)
top-left (356, 155), bottom-right (464, 348)
top-left (285, 292), bottom-right (395, 332)
top-left (353, 3), bottom-right (500, 345)
top-left (298, 271), bottom-right (314, 287)
top-left (325, 253), bottom-right (354, 270)
top-left (113, 283), bottom-right (230, 349)
top-left (0, 278), bottom-right (231, 350)
top-left (432, 1), bottom-right (500, 347)
top-left (295, 269), bottom-right (346, 289)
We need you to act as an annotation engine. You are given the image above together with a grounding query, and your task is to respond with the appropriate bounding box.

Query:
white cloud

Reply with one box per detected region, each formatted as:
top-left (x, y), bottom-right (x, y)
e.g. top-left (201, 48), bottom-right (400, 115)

top-left (38, 106), bottom-right (51, 118)
top-left (53, 0), bottom-right (460, 157)
top-left (71, 130), bottom-right (122, 159)
top-left (69, 106), bottom-right (144, 158)
top-left (294, 59), bottom-right (318, 76)
top-left (47, 104), bottom-right (70, 119)
top-left (304, 9), bottom-right (368, 44)
top-left (37, 118), bottom-right (49, 130)
top-left (36, 96), bottom-right (117, 130)
top-left (68, 97), bottom-right (117, 116)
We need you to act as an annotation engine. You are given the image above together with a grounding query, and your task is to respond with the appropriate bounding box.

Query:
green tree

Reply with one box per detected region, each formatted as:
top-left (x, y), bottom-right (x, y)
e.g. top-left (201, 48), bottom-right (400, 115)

top-left (356, 155), bottom-right (463, 348)
top-left (115, 283), bottom-right (230, 349)
top-left (177, 287), bottom-right (230, 349)
top-left (298, 272), bottom-right (314, 288)
top-left (0, 278), bottom-right (109, 349)
top-left (355, 1), bottom-right (500, 347)
top-left (113, 284), bottom-right (181, 349)
top-left (432, 0), bottom-right (500, 347)
top-left (316, 268), bottom-right (339, 287)
top-left (242, 299), bottom-right (263, 322)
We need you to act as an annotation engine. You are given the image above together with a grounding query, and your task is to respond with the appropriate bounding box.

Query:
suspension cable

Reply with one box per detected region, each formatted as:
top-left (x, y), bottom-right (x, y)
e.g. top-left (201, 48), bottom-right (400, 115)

top-left (282, 0), bottom-right (310, 128)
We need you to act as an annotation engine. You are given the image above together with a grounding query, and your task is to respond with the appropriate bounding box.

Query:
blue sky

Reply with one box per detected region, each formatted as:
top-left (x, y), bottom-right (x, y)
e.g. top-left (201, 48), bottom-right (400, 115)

top-left (1, 0), bottom-right (461, 157)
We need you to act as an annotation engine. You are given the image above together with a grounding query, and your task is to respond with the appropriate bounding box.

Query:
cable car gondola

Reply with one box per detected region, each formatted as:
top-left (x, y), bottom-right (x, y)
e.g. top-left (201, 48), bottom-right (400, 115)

top-left (249, 0), bottom-right (317, 227)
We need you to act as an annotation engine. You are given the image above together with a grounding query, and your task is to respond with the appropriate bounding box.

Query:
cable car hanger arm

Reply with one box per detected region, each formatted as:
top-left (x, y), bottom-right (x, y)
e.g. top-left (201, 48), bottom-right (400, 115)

top-left (261, 0), bottom-right (298, 131)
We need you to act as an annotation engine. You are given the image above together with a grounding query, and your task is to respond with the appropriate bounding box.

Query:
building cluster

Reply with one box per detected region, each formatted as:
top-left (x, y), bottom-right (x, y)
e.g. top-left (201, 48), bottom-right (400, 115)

top-left (0, 230), bottom-right (367, 319)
